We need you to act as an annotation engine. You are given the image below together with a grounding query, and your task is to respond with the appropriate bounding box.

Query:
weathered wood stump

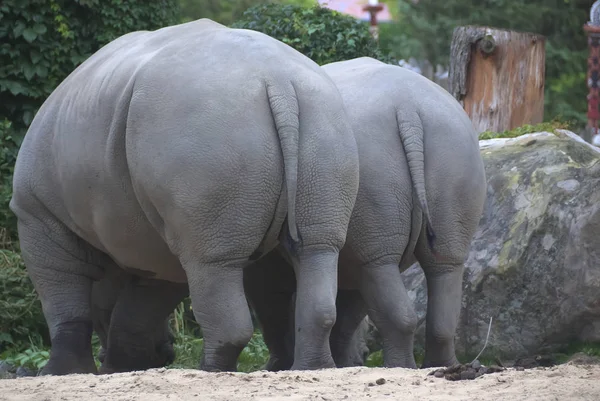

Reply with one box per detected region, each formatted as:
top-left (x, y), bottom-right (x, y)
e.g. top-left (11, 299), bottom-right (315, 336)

top-left (448, 26), bottom-right (546, 133)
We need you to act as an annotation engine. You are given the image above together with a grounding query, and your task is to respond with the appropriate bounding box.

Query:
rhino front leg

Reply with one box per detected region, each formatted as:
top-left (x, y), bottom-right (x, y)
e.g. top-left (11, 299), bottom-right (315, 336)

top-left (420, 264), bottom-right (464, 368)
top-left (359, 262), bottom-right (418, 369)
top-left (244, 252), bottom-right (296, 371)
top-left (330, 289), bottom-right (369, 367)
top-left (99, 277), bottom-right (188, 373)
top-left (17, 218), bottom-right (103, 375)
top-left (91, 266), bottom-right (129, 364)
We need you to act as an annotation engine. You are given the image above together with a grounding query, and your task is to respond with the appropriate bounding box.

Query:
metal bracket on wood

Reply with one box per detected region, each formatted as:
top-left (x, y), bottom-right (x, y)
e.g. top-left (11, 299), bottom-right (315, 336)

top-left (478, 34), bottom-right (496, 56)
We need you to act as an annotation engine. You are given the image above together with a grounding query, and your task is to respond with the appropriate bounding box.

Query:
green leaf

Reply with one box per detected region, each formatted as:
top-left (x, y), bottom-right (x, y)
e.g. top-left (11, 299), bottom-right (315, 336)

top-left (22, 110), bottom-right (34, 126)
top-left (4, 80), bottom-right (26, 95)
top-left (29, 49), bottom-right (42, 64)
top-left (12, 22), bottom-right (25, 37)
top-left (32, 24), bottom-right (47, 35)
top-left (0, 332), bottom-right (13, 344)
top-left (22, 64), bottom-right (35, 81)
top-left (21, 28), bottom-right (37, 43)
top-left (35, 65), bottom-right (48, 78)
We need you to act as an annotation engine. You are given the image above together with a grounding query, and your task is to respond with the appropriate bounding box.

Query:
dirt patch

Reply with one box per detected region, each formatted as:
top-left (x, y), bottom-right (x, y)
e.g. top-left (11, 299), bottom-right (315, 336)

top-left (1, 364), bottom-right (599, 401)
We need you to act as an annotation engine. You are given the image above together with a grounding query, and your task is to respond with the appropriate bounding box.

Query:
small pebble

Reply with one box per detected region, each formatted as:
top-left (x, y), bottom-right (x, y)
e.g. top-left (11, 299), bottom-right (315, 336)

top-left (471, 360), bottom-right (482, 369)
top-left (434, 370), bottom-right (445, 378)
top-left (368, 382), bottom-right (375, 387)
top-left (516, 366), bottom-right (525, 371)
top-left (375, 378), bottom-right (386, 385)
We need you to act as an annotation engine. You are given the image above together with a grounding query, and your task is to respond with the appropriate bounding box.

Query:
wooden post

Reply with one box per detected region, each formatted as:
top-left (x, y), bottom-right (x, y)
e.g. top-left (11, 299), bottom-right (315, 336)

top-left (363, 1), bottom-right (384, 42)
top-left (448, 26), bottom-right (546, 133)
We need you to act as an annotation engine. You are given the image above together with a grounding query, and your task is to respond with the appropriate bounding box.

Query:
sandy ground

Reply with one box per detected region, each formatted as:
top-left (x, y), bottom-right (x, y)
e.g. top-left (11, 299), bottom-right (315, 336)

top-left (1, 363), bottom-right (600, 401)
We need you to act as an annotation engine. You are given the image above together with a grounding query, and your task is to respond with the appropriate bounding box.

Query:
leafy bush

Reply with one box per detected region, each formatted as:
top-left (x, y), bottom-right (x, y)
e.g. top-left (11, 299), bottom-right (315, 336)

top-left (0, 119), bottom-right (19, 244)
top-left (0, 248), bottom-right (48, 352)
top-left (3, 346), bottom-right (49, 371)
top-left (0, 0), bottom-right (180, 135)
top-left (178, 0), bottom-right (315, 25)
top-left (231, 3), bottom-right (392, 65)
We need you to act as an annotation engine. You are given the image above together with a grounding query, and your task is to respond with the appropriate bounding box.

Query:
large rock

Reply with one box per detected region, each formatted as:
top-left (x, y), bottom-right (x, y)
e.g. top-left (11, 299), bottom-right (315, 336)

top-left (398, 129), bottom-right (600, 360)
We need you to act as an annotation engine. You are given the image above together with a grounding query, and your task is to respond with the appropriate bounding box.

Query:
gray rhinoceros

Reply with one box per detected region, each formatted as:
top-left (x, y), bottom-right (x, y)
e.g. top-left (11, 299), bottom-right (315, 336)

top-left (10, 19), bottom-right (359, 375)
top-left (244, 57), bottom-right (487, 370)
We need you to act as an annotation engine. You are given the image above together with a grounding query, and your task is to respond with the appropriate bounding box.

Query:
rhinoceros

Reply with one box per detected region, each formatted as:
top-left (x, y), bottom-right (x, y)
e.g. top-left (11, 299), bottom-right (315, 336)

top-left (244, 57), bottom-right (487, 370)
top-left (10, 19), bottom-right (359, 375)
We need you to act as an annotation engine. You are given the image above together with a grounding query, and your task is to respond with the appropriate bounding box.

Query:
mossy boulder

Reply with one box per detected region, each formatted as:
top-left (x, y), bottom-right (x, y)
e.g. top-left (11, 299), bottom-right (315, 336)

top-left (399, 129), bottom-right (600, 360)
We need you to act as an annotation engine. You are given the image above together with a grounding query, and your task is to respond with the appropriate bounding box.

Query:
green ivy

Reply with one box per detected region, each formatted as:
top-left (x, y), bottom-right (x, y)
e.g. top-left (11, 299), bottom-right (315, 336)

top-left (231, 3), bottom-right (393, 66)
top-left (0, 0), bottom-right (180, 136)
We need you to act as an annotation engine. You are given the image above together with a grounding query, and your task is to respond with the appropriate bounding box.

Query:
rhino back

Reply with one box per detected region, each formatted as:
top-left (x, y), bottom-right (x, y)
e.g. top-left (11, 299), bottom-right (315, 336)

top-left (10, 21), bottom-right (237, 282)
top-left (324, 58), bottom-right (485, 264)
top-left (12, 19), bottom-right (348, 280)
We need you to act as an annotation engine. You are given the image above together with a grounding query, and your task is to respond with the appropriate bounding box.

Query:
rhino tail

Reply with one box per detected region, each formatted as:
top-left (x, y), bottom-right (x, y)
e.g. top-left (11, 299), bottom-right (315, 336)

top-left (266, 80), bottom-right (300, 243)
top-left (395, 108), bottom-right (436, 250)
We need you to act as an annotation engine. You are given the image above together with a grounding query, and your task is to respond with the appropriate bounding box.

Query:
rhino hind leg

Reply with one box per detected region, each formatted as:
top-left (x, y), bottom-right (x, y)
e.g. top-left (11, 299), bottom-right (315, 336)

top-left (287, 248), bottom-right (340, 370)
top-left (359, 262), bottom-right (418, 369)
top-left (99, 277), bottom-right (188, 374)
top-left (419, 263), bottom-right (464, 368)
top-left (414, 209), bottom-right (472, 368)
top-left (17, 218), bottom-right (103, 376)
top-left (183, 263), bottom-right (254, 372)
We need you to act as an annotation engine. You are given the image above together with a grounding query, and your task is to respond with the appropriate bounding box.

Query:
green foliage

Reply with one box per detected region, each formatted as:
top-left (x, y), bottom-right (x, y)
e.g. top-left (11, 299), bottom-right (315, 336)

top-left (231, 3), bottom-right (391, 65)
top-left (478, 120), bottom-right (572, 140)
top-left (178, 0), bottom-right (316, 25)
top-left (0, 248), bottom-right (48, 352)
top-left (553, 341), bottom-right (600, 364)
top-left (365, 350), bottom-right (383, 367)
top-left (378, 0), bottom-right (590, 128)
top-left (3, 344), bottom-right (49, 371)
top-left (0, 0), bottom-right (180, 135)
top-left (0, 119), bottom-right (19, 244)
top-left (170, 329), bottom-right (270, 372)
top-left (237, 332), bottom-right (270, 372)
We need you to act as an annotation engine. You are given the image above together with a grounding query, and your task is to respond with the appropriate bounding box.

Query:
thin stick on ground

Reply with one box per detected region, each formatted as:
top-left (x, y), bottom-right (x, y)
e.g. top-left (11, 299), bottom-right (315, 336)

top-left (471, 316), bottom-right (493, 364)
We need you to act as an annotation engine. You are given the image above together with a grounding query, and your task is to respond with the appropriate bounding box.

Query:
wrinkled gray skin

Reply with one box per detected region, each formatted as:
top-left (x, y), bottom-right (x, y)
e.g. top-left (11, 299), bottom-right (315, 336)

top-left (10, 19), bottom-right (359, 375)
top-left (92, 261), bottom-right (369, 373)
top-left (245, 57), bottom-right (487, 370)
top-left (91, 268), bottom-right (187, 373)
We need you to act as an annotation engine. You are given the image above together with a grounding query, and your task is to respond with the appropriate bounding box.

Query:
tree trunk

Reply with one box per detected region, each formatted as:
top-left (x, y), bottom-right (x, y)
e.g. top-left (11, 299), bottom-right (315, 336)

top-left (448, 26), bottom-right (546, 133)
